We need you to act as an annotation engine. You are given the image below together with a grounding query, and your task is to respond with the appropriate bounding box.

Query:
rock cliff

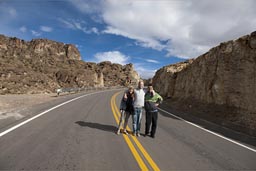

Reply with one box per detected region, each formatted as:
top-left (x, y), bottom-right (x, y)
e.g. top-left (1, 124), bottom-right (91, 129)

top-left (0, 34), bottom-right (140, 94)
top-left (153, 31), bottom-right (256, 135)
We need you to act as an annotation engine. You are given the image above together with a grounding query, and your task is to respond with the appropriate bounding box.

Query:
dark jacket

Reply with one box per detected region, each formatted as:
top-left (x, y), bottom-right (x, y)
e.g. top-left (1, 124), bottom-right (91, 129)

top-left (125, 92), bottom-right (135, 114)
top-left (119, 96), bottom-right (127, 110)
top-left (144, 91), bottom-right (163, 112)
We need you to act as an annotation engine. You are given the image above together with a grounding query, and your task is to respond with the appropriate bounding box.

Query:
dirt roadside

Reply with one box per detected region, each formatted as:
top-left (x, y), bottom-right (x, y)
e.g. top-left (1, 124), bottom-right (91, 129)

top-left (0, 91), bottom-right (89, 130)
top-left (0, 93), bottom-right (67, 123)
top-left (161, 98), bottom-right (256, 137)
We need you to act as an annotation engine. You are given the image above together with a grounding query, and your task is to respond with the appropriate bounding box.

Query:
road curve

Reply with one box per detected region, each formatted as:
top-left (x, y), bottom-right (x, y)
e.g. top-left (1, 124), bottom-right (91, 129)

top-left (0, 90), bottom-right (255, 170)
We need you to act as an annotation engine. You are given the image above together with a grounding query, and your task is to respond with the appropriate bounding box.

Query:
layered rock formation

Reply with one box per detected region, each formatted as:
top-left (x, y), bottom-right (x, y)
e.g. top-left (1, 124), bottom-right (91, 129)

top-left (153, 59), bottom-right (194, 98)
top-left (153, 32), bottom-right (256, 134)
top-left (0, 34), bottom-right (140, 94)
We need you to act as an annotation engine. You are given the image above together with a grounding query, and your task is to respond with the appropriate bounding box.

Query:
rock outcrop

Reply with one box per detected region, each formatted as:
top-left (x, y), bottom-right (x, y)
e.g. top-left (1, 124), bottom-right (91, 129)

top-left (153, 59), bottom-right (194, 98)
top-left (153, 32), bottom-right (256, 135)
top-left (0, 34), bottom-right (140, 94)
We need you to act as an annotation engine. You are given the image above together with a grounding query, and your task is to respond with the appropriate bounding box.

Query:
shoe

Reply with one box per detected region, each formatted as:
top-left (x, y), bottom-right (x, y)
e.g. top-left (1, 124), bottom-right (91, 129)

top-left (137, 133), bottom-right (140, 137)
top-left (132, 132), bottom-right (136, 136)
top-left (116, 129), bottom-right (120, 135)
top-left (145, 132), bottom-right (150, 137)
top-left (150, 134), bottom-right (155, 138)
top-left (123, 130), bottom-right (128, 135)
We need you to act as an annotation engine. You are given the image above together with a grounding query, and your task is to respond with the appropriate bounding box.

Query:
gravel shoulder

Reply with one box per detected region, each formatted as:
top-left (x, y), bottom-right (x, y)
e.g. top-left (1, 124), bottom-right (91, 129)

top-left (0, 91), bottom-right (93, 130)
top-left (159, 98), bottom-right (256, 148)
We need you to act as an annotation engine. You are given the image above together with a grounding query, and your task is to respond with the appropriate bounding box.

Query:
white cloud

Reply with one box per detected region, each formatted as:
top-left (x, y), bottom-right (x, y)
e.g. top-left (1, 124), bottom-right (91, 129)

top-left (134, 63), bottom-right (156, 79)
top-left (74, 21), bottom-right (82, 30)
top-left (145, 59), bottom-right (159, 64)
top-left (8, 8), bottom-right (17, 17)
top-left (68, 0), bottom-right (104, 23)
top-left (75, 44), bottom-right (83, 48)
top-left (91, 0), bottom-right (256, 59)
top-left (68, 0), bottom-right (102, 14)
top-left (58, 18), bottom-right (99, 34)
top-left (58, 18), bottom-right (76, 29)
top-left (93, 51), bottom-right (155, 78)
top-left (0, 6), bottom-right (17, 24)
top-left (40, 26), bottom-right (53, 32)
top-left (31, 30), bottom-right (41, 37)
top-left (91, 27), bottom-right (99, 34)
top-left (19, 26), bottom-right (27, 33)
top-left (103, 26), bottom-right (165, 51)
top-left (94, 51), bottom-right (129, 65)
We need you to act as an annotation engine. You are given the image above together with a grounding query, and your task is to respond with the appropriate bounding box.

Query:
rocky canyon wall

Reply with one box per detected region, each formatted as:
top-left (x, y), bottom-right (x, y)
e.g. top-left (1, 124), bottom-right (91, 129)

top-left (153, 32), bottom-right (256, 134)
top-left (0, 35), bottom-right (140, 94)
top-left (154, 32), bottom-right (256, 113)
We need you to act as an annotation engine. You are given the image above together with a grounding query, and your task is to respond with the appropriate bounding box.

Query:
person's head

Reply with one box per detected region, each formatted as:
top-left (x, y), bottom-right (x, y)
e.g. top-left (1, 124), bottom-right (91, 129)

top-left (128, 86), bottom-right (134, 94)
top-left (148, 84), bottom-right (154, 92)
top-left (138, 80), bottom-right (144, 89)
top-left (148, 84), bottom-right (154, 91)
top-left (148, 84), bottom-right (154, 97)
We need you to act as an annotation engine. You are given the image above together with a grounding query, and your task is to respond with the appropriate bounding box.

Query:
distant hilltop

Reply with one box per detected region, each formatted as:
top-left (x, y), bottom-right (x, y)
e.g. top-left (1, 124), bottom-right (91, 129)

top-left (0, 35), bottom-right (81, 61)
top-left (0, 34), bottom-right (140, 94)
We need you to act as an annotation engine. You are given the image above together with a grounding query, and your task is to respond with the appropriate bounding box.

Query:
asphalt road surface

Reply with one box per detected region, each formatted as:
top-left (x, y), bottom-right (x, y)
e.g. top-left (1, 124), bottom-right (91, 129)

top-left (0, 89), bottom-right (255, 170)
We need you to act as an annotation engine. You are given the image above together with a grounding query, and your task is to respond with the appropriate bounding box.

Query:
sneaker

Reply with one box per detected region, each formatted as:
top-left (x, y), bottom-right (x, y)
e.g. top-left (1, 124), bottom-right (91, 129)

top-left (116, 129), bottom-right (120, 135)
top-left (137, 133), bottom-right (140, 137)
top-left (132, 132), bottom-right (136, 136)
top-left (123, 130), bottom-right (128, 135)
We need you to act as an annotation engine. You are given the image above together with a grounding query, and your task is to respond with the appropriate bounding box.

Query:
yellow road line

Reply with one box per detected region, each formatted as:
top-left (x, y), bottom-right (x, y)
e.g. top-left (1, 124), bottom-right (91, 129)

top-left (112, 92), bottom-right (160, 171)
top-left (110, 94), bottom-right (148, 171)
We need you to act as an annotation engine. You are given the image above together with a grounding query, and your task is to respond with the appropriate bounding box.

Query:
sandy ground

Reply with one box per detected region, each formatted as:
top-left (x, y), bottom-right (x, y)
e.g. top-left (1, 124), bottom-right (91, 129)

top-left (0, 93), bottom-right (58, 121)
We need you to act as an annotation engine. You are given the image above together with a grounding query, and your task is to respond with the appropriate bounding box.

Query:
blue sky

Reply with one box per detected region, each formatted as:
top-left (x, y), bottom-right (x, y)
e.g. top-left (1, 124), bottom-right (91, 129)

top-left (0, 0), bottom-right (255, 78)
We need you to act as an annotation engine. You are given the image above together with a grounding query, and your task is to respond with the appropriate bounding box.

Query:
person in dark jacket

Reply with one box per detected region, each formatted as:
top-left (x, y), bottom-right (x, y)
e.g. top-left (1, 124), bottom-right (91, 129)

top-left (144, 84), bottom-right (163, 138)
top-left (117, 86), bottom-right (135, 135)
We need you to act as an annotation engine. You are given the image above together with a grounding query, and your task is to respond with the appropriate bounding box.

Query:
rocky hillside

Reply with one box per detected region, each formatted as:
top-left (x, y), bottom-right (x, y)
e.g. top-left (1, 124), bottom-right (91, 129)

top-left (0, 34), bottom-right (140, 94)
top-left (153, 31), bottom-right (256, 135)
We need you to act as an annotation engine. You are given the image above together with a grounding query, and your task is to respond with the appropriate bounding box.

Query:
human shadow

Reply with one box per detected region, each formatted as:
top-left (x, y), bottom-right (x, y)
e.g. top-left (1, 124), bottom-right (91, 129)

top-left (75, 121), bottom-right (117, 133)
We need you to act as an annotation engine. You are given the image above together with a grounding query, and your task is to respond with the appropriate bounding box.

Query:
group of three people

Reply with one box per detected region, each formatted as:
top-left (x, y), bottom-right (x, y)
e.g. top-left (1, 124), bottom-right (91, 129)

top-left (117, 80), bottom-right (163, 138)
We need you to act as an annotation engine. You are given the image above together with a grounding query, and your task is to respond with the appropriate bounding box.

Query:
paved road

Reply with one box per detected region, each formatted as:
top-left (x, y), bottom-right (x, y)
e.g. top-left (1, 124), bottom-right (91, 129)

top-left (0, 90), bottom-right (255, 170)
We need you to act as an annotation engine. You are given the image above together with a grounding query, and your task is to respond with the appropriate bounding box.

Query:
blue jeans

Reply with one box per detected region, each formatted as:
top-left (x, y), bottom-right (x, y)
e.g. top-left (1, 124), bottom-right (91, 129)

top-left (132, 107), bottom-right (142, 133)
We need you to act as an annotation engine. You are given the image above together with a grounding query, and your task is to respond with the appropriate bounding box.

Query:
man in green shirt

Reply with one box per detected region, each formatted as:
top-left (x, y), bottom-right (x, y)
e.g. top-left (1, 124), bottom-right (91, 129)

top-left (144, 84), bottom-right (163, 138)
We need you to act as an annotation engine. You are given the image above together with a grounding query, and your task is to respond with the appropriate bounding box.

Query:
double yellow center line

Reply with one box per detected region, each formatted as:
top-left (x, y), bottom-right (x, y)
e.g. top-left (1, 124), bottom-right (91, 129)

top-left (110, 92), bottom-right (160, 171)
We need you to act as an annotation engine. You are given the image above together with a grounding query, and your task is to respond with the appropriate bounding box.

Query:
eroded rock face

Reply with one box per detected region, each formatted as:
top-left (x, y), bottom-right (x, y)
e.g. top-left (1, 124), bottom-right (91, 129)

top-left (154, 32), bottom-right (256, 113)
top-left (0, 35), bottom-right (81, 61)
top-left (153, 59), bottom-right (194, 98)
top-left (153, 32), bottom-right (256, 132)
top-left (0, 35), bottom-right (140, 94)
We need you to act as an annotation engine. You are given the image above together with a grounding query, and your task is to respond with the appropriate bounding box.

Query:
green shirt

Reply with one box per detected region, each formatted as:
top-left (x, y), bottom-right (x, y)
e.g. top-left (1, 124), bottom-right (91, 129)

top-left (145, 92), bottom-right (163, 103)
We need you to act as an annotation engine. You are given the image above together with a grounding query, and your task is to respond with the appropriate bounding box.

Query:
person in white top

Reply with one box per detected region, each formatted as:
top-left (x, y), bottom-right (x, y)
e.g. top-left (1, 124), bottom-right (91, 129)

top-left (132, 80), bottom-right (145, 137)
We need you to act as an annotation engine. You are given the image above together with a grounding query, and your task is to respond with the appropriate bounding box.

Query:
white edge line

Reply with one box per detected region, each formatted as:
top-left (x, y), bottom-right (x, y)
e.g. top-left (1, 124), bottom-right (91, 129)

top-left (158, 108), bottom-right (256, 153)
top-left (0, 89), bottom-right (120, 138)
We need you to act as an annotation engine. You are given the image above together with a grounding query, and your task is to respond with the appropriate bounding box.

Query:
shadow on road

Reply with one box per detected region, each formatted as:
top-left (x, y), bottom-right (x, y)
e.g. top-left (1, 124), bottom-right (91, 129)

top-left (75, 121), bottom-right (117, 133)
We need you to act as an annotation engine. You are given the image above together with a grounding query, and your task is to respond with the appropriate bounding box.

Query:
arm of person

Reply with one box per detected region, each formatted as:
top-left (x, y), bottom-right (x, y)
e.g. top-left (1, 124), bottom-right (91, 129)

top-left (120, 92), bottom-right (128, 110)
top-left (155, 93), bottom-right (163, 107)
top-left (123, 93), bottom-right (127, 100)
